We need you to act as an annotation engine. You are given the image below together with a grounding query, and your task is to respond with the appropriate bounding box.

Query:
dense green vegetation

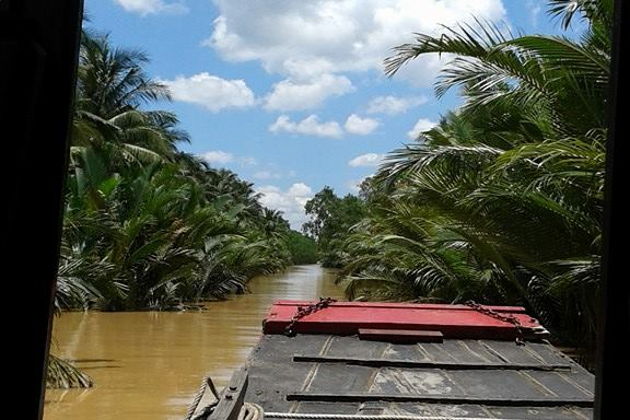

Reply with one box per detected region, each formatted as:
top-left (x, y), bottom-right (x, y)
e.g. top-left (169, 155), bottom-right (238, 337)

top-left (286, 231), bottom-right (318, 264)
top-left (49, 30), bottom-right (298, 387)
top-left (304, 0), bottom-right (610, 360)
top-left (303, 187), bottom-right (367, 268)
top-left (60, 32), bottom-right (295, 311)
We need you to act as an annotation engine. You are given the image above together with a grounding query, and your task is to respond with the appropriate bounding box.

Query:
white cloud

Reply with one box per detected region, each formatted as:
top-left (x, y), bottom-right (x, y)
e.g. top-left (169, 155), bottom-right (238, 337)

top-left (264, 74), bottom-right (354, 111)
top-left (288, 183), bottom-right (312, 197)
top-left (367, 95), bottom-right (428, 115)
top-left (270, 114), bottom-right (380, 138)
top-left (114, 0), bottom-right (188, 16)
top-left (344, 114), bottom-right (379, 135)
top-left (206, 0), bottom-right (506, 86)
top-left (269, 115), bottom-right (343, 139)
top-left (161, 72), bottom-right (255, 112)
top-left (407, 118), bottom-right (437, 140)
top-left (256, 183), bottom-right (314, 228)
top-left (348, 153), bottom-right (383, 167)
top-left (199, 150), bottom-right (233, 165)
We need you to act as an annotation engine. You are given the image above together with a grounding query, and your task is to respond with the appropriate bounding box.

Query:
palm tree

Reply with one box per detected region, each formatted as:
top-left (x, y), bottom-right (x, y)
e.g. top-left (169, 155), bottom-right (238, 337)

top-left (77, 33), bottom-right (170, 118)
top-left (50, 28), bottom-right (295, 386)
top-left (72, 33), bottom-right (185, 167)
top-left (384, 1), bottom-right (611, 138)
top-left (340, 0), bottom-right (609, 360)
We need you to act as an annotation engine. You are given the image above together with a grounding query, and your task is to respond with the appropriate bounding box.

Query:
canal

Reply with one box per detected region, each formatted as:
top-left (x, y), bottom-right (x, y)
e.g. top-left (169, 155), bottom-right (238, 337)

top-left (44, 265), bottom-right (342, 420)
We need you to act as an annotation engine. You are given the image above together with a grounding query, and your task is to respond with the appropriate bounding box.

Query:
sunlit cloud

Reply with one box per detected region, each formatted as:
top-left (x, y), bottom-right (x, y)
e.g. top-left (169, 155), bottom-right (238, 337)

top-left (114, 0), bottom-right (188, 16)
top-left (161, 72), bottom-right (255, 112)
top-left (269, 115), bottom-right (343, 139)
top-left (407, 118), bottom-right (437, 140)
top-left (348, 153), bottom-right (383, 167)
top-left (344, 114), bottom-right (379, 135)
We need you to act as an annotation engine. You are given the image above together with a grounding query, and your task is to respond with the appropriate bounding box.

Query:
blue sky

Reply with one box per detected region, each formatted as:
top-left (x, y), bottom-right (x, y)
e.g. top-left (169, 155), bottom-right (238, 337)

top-left (86, 0), bottom-right (571, 228)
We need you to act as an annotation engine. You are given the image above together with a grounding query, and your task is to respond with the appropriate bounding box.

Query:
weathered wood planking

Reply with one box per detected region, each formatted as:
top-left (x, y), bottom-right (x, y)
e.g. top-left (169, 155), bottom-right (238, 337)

top-left (292, 354), bottom-right (572, 371)
top-left (243, 334), bottom-right (594, 419)
top-left (286, 392), bottom-right (594, 408)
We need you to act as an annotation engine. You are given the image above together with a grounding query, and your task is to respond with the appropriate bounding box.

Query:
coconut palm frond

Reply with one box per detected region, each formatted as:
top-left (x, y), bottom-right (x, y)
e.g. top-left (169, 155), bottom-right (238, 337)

top-left (46, 355), bottom-right (93, 389)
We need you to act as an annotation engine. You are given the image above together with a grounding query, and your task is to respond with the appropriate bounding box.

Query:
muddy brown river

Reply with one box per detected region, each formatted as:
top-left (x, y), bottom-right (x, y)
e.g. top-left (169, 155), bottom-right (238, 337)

top-left (44, 265), bottom-right (342, 420)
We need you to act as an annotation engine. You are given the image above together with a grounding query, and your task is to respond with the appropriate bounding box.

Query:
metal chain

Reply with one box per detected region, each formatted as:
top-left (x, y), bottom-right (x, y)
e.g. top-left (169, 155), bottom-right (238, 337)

top-left (464, 300), bottom-right (526, 345)
top-left (284, 297), bottom-right (337, 337)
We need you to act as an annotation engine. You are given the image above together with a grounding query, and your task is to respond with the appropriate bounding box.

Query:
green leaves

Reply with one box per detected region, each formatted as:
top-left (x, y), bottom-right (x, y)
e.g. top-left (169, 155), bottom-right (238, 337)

top-left (58, 31), bottom-right (294, 314)
top-left (303, 187), bottom-right (367, 268)
top-left (46, 355), bottom-right (93, 389)
top-left (384, 2), bottom-right (611, 138)
top-left (61, 161), bottom-right (294, 312)
top-left (547, 0), bottom-right (614, 30)
top-left (51, 24), bottom-right (297, 389)
top-left (341, 0), bottom-right (609, 357)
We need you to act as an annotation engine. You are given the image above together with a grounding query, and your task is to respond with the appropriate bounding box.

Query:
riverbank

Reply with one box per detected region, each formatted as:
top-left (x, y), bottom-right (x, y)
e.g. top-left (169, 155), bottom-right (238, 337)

top-left (44, 265), bottom-right (342, 420)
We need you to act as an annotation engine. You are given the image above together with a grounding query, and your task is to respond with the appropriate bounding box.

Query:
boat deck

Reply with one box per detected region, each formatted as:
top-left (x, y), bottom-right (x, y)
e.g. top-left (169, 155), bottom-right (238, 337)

top-left (235, 299), bottom-right (595, 420)
top-left (201, 302), bottom-right (594, 420)
top-left (244, 333), bottom-right (593, 419)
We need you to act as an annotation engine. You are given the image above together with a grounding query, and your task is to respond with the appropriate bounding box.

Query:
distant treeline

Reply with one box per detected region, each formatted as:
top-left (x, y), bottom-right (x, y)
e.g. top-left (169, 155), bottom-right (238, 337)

top-left (286, 231), bottom-right (319, 265)
top-left (303, 0), bottom-right (610, 362)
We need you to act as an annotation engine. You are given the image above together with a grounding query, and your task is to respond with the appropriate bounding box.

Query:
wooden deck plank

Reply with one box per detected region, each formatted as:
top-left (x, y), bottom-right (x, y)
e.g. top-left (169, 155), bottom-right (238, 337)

top-left (292, 354), bottom-right (572, 371)
top-left (286, 392), bottom-right (594, 408)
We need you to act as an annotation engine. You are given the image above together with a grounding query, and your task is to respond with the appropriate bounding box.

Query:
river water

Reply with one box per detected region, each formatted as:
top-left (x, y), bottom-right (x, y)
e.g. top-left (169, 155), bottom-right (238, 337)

top-left (44, 265), bottom-right (342, 420)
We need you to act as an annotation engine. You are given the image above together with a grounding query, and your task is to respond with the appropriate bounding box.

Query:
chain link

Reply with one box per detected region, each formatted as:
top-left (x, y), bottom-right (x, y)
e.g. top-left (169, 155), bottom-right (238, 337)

top-left (283, 298), bottom-right (530, 343)
top-left (464, 300), bottom-right (527, 345)
top-left (284, 297), bottom-right (337, 337)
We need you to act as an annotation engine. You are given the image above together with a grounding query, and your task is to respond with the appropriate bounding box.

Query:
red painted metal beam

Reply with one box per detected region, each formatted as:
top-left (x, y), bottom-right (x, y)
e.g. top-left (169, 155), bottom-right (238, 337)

top-left (263, 301), bottom-right (546, 340)
top-left (271, 300), bottom-right (527, 313)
